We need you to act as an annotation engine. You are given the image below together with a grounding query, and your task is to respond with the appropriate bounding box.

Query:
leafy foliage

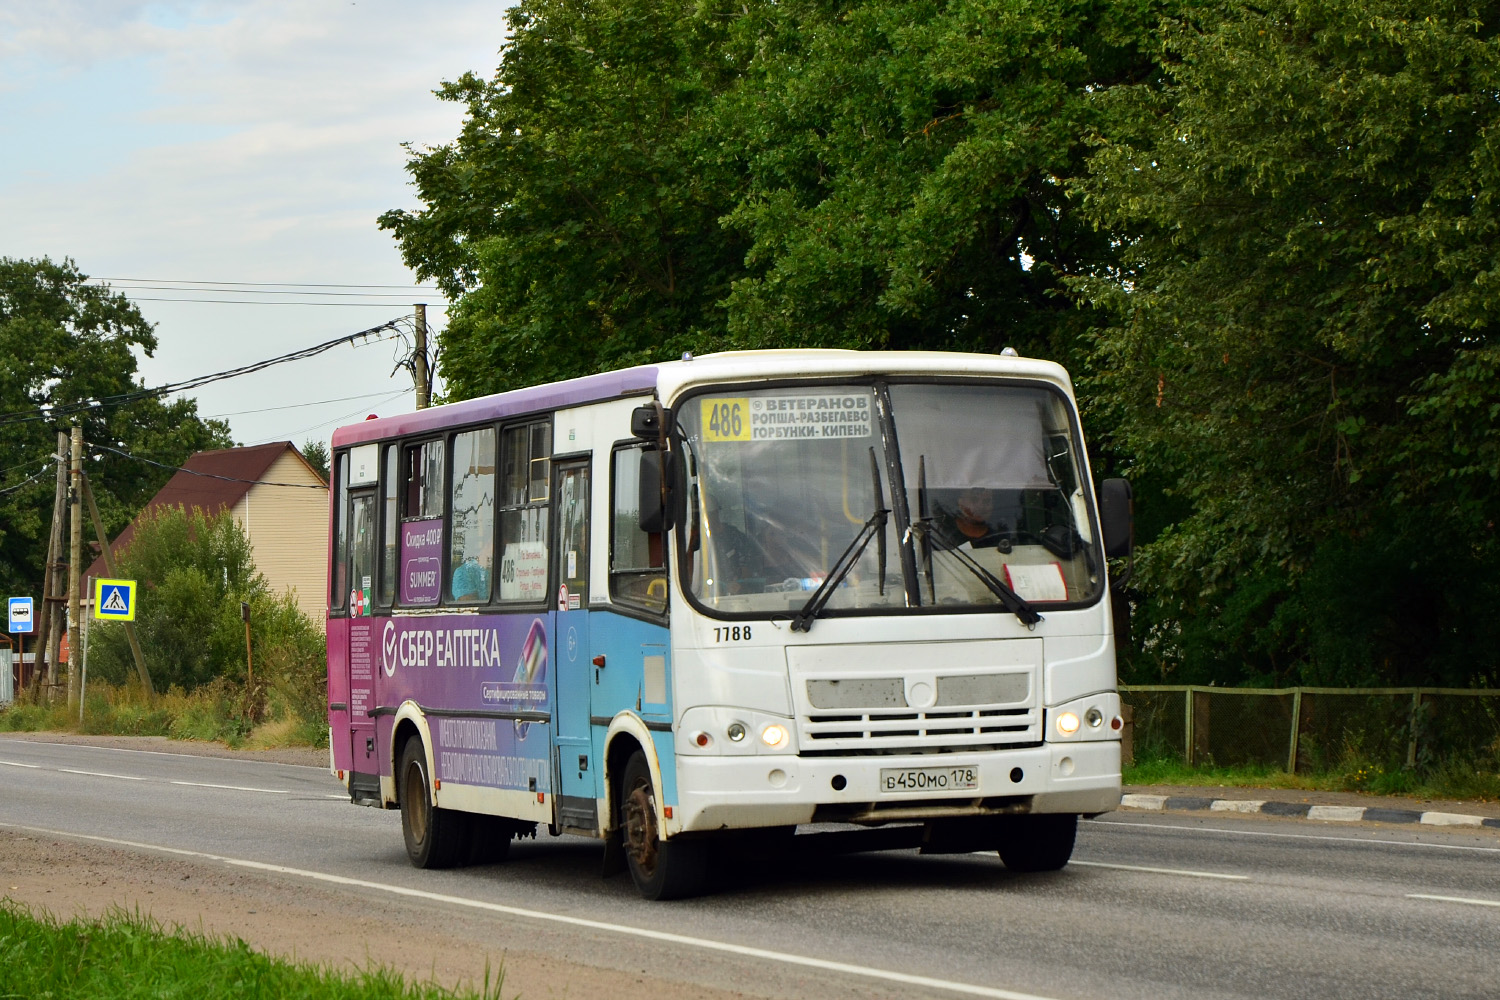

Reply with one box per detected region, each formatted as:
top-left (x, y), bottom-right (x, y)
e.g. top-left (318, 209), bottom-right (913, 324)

top-left (1073, 0), bottom-right (1500, 686)
top-left (0, 257), bottom-right (233, 598)
top-left (385, 0), bottom-right (1500, 688)
top-left (712, 0), bottom-right (1165, 367)
top-left (379, 0), bottom-right (751, 398)
top-left (301, 438), bottom-right (330, 484)
top-left (89, 507), bottom-right (325, 695)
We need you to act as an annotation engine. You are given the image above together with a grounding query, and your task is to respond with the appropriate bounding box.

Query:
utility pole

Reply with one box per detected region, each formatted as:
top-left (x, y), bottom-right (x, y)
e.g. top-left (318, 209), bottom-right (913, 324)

top-left (414, 302), bottom-right (430, 409)
top-left (81, 471), bottom-right (152, 694)
top-left (66, 424), bottom-right (83, 712)
top-left (31, 431), bottom-right (68, 701)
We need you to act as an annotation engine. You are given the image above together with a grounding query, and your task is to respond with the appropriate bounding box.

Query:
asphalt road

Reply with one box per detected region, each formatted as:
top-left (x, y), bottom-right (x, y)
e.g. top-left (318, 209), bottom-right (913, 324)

top-left (1, 737), bottom-right (1496, 1000)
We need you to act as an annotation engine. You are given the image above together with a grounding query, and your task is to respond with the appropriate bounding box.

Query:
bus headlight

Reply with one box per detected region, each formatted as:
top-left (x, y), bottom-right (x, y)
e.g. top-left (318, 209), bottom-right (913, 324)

top-left (761, 724), bottom-right (788, 748)
top-left (1047, 694), bottom-right (1122, 742)
top-left (727, 722), bottom-right (747, 742)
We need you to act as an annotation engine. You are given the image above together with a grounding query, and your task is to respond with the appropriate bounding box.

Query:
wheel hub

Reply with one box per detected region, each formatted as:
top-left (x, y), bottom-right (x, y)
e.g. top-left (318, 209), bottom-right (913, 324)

top-left (623, 781), bottom-right (659, 876)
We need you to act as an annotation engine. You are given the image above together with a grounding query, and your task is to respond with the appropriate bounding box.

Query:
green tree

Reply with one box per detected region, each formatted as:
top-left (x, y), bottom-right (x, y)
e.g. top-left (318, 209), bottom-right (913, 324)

top-left (301, 439), bottom-right (330, 484)
top-left (381, 0), bottom-right (1172, 398)
top-left (379, 0), bottom-right (751, 399)
top-left (712, 0), bottom-right (1167, 367)
top-left (1073, 0), bottom-right (1500, 687)
top-left (0, 257), bottom-right (234, 597)
top-left (90, 506), bottom-right (323, 694)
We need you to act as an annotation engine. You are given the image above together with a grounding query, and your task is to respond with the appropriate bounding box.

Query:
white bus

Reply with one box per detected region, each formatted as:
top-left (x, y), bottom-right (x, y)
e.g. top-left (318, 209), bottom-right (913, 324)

top-left (327, 350), bottom-right (1131, 898)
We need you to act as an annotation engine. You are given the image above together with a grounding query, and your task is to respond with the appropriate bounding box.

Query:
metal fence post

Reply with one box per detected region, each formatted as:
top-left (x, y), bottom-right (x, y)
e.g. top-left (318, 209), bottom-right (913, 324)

top-left (1407, 689), bottom-right (1423, 769)
top-left (1287, 688), bottom-right (1303, 773)
top-left (1184, 686), bottom-right (1196, 766)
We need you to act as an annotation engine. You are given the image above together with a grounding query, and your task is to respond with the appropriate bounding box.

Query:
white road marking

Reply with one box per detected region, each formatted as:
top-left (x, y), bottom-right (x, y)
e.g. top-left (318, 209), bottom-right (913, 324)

top-left (0, 821), bottom-right (1063, 1000)
top-left (6, 755), bottom-right (316, 796)
top-left (1071, 860), bottom-right (1248, 881)
top-left (1088, 819), bottom-right (1500, 854)
top-left (168, 781), bottom-right (289, 794)
top-left (0, 736), bottom-right (324, 769)
top-left (1407, 894), bottom-right (1500, 909)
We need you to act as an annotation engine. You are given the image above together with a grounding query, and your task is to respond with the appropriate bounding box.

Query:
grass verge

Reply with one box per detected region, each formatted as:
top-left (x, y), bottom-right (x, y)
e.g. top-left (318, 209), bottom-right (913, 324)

top-left (0, 680), bottom-right (326, 751)
top-left (0, 901), bottom-right (508, 1000)
top-left (1125, 755), bottom-right (1500, 802)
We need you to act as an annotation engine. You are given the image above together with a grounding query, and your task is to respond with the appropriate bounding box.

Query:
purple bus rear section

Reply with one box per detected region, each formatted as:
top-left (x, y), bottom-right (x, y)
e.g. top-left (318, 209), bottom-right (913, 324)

top-left (329, 612), bottom-right (555, 796)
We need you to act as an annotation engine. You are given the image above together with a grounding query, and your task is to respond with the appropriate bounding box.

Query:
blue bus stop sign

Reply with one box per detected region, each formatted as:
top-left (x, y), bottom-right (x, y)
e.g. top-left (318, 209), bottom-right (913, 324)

top-left (7, 597), bottom-right (34, 634)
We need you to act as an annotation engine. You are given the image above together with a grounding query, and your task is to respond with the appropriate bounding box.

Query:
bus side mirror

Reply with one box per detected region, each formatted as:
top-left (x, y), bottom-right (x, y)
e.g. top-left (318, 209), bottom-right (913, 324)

top-left (631, 405), bottom-right (666, 440)
top-left (1100, 478), bottom-right (1134, 560)
top-left (638, 449), bottom-right (675, 534)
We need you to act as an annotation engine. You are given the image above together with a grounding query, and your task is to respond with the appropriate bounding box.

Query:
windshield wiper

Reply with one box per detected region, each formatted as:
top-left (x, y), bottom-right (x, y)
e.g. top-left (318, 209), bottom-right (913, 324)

top-left (791, 505), bottom-right (889, 633)
top-left (910, 519), bottom-right (1043, 628)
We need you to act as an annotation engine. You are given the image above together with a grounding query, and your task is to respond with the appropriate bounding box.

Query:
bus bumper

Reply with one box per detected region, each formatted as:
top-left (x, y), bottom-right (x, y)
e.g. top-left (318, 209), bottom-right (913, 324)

top-left (673, 740), bottom-right (1120, 832)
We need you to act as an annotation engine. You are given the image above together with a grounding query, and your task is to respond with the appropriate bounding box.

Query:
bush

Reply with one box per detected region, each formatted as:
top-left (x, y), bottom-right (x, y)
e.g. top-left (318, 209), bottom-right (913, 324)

top-left (89, 506), bottom-right (323, 698)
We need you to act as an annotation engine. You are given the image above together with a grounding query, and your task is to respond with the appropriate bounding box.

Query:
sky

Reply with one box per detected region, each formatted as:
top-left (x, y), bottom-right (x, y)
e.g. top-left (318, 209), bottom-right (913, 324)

top-left (0, 1), bottom-right (507, 452)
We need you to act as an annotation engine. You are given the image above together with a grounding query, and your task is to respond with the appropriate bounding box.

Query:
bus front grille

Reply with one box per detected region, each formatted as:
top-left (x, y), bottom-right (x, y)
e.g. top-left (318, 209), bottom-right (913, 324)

top-left (798, 707), bottom-right (1039, 755)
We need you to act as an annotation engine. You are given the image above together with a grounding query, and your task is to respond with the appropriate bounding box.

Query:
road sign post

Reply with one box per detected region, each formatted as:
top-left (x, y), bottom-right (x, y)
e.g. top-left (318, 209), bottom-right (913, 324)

top-left (7, 597), bottom-right (33, 635)
top-left (7, 598), bottom-right (32, 697)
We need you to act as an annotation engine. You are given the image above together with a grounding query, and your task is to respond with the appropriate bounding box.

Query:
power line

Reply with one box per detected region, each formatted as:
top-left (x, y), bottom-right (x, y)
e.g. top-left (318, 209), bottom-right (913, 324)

top-left (205, 390), bottom-right (414, 419)
top-left (90, 442), bottom-right (327, 490)
top-left (285, 390), bottom-right (411, 439)
top-left (0, 318), bottom-right (407, 429)
top-left (95, 277), bottom-right (442, 290)
top-left (0, 461), bottom-right (57, 498)
top-left (99, 284), bottom-right (442, 300)
top-left (119, 297), bottom-right (449, 308)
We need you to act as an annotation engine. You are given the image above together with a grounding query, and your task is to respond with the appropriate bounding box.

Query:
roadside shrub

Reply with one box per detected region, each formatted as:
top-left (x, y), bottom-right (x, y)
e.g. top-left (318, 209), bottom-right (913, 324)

top-left (89, 506), bottom-right (324, 701)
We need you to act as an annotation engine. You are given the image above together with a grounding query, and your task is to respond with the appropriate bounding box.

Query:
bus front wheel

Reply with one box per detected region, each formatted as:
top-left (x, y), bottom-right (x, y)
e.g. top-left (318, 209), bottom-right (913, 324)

top-left (399, 738), bottom-right (469, 869)
top-left (621, 751), bottom-right (707, 900)
top-left (996, 813), bottom-right (1078, 872)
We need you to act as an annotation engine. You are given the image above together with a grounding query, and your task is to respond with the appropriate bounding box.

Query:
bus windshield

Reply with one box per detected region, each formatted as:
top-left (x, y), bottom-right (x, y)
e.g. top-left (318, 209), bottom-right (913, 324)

top-left (678, 381), bottom-right (1101, 616)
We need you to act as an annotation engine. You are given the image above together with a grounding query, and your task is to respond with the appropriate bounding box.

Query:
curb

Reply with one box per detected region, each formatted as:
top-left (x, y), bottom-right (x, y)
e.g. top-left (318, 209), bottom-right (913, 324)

top-left (1120, 793), bottom-right (1500, 829)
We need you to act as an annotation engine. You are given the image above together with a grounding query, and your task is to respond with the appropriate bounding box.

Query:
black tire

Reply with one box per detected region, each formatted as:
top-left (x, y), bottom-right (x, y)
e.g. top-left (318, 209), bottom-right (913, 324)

top-left (997, 813), bottom-right (1078, 872)
top-left (621, 750), bottom-right (707, 900)
top-left (399, 738), bottom-right (470, 869)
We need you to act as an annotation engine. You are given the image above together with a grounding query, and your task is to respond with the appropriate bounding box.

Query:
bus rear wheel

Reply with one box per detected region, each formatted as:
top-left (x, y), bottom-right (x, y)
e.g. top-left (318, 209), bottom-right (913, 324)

top-left (399, 738), bottom-right (469, 869)
top-left (996, 813), bottom-right (1078, 872)
top-left (621, 751), bottom-right (707, 900)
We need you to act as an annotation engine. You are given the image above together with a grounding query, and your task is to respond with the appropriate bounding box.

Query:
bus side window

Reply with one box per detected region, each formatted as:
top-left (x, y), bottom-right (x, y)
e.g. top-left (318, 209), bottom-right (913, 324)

top-left (497, 420), bottom-right (551, 603)
top-left (398, 440), bottom-right (445, 606)
top-left (447, 428), bottom-right (496, 603)
top-left (610, 444), bottom-right (667, 614)
top-left (331, 451), bottom-right (349, 611)
top-left (378, 445), bottom-right (398, 605)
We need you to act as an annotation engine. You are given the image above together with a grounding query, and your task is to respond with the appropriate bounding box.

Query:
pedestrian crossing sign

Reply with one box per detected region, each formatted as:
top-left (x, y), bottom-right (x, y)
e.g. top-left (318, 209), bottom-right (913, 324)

top-left (94, 578), bottom-right (137, 621)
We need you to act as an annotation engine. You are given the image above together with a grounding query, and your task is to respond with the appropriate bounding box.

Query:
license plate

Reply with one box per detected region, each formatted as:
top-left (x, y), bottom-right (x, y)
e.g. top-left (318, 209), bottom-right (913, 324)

top-left (879, 766), bottom-right (979, 794)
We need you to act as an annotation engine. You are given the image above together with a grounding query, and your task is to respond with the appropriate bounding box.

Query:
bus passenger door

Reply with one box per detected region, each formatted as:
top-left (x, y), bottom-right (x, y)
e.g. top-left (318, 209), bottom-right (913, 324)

top-left (345, 489), bottom-right (380, 800)
top-left (552, 460), bottom-right (596, 831)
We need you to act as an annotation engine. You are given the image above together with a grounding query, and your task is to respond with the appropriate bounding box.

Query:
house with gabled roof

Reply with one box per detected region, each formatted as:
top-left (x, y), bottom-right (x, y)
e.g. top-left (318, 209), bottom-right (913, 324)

top-left (84, 442), bottom-right (329, 624)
